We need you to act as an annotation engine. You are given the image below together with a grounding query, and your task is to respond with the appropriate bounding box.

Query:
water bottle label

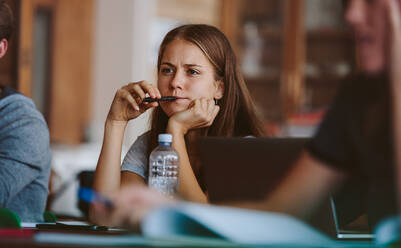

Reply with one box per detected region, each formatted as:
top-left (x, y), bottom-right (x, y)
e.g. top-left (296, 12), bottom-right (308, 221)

top-left (148, 151), bottom-right (179, 196)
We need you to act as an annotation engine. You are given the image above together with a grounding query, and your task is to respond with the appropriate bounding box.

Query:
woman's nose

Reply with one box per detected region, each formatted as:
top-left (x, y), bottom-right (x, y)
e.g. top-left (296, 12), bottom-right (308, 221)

top-left (169, 72), bottom-right (184, 90)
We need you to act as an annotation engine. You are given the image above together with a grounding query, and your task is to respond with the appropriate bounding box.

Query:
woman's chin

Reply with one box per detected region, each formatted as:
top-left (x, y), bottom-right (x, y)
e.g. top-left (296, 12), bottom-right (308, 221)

top-left (162, 105), bottom-right (188, 117)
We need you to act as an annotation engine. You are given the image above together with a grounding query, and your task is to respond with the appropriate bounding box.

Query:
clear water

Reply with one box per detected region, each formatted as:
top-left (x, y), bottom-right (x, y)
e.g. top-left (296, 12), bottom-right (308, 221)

top-left (148, 145), bottom-right (179, 196)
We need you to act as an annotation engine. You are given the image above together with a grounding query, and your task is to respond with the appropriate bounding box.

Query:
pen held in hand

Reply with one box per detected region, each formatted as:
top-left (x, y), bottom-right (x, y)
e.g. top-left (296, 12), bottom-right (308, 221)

top-left (142, 96), bottom-right (177, 102)
top-left (78, 187), bottom-right (114, 210)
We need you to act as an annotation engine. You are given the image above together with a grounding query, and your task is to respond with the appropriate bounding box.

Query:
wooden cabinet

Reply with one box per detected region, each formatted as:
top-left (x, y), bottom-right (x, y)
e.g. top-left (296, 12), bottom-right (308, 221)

top-left (221, 0), bottom-right (355, 131)
top-left (2, 0), bottom-right (93, 144)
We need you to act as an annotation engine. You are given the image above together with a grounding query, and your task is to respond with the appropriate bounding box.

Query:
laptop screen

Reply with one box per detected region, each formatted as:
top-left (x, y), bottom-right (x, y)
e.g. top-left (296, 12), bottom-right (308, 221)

top-left (199, 137), bottom-right (309, 203)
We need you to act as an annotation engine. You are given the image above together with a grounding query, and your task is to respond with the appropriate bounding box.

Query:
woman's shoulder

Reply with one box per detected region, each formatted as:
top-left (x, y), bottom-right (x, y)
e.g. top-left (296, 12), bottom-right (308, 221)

top-left (130, 130), bottom-right (151, 148)
top-left (138, 130), bottom-right (151, 140)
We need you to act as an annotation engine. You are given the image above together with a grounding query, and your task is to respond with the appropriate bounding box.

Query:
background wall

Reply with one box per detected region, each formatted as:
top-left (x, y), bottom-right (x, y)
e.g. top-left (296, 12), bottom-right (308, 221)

top-left (91, 0), bottom-right (155, 148)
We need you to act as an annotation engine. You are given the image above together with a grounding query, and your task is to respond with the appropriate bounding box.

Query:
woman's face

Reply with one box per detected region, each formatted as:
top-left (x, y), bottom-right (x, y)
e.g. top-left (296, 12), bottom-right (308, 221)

top-left (157, 39), bottom-right (223, 117)
top-left (345, 0), bottom-right (388, 74)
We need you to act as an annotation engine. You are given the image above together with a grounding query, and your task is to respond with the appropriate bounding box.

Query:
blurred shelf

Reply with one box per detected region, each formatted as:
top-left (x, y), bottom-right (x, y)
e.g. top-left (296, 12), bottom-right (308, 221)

top-left (260, 27), bottom-right (283, 40)
top-left (307, 28), bottom-right (352, 41)
top-left (244, 74), bottom-right (280, 85)
top-left (223, 0), bottom-right (355, 125)
top-left (305, 76), bottom-right (347, 86)
top-left (244, 75), bottom-right (347, 86)
top-left (237, 27), bottom-right (282, 45)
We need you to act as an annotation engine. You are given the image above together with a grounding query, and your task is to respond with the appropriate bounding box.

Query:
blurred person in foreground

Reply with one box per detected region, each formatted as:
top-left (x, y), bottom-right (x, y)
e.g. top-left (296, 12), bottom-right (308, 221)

top-left (91, 0), bottom-right (401, 230)
top-left (0, 0), bottom-right (51, 222)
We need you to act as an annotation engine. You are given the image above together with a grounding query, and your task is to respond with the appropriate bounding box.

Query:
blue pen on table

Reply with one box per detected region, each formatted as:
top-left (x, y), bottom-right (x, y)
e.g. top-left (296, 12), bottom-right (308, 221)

top-left (142, 96), bottom-right (177, 103)
top-left (78, 187), bottom-right (114, 210)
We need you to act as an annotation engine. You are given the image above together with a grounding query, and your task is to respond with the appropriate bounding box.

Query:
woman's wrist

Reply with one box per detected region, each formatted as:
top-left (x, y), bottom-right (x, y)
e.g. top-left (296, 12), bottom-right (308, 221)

top-left (166, 120), bottom-right (187, 136)
top-left (105, 118), bottom-right (128, 134)
top-left (102, 119), bottom-right (126, 155)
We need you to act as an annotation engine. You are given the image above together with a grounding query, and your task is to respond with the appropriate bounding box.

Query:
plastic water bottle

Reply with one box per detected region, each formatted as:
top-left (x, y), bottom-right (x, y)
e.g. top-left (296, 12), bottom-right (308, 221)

top-left (148, 134), bottom-right (179, 196)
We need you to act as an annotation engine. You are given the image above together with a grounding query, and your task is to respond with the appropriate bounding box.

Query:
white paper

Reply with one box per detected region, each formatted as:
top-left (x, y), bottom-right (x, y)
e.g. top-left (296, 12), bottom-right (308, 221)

top-left (142, 203), bottom-right (344, 247)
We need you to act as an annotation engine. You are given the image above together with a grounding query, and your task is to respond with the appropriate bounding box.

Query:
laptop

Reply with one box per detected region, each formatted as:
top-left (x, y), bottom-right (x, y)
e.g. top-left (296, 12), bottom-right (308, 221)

top-left (199, 137), bottom-right (309, 203)
top-left (330, 198), bottom-right (374, 240)
top-left (198, 137), bottom-right (372, 240)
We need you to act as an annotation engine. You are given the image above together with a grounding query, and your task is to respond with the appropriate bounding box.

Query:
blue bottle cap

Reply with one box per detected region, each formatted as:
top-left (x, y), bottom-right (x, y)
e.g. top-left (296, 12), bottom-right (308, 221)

top-left (158, 134), bottom-right (172, 143)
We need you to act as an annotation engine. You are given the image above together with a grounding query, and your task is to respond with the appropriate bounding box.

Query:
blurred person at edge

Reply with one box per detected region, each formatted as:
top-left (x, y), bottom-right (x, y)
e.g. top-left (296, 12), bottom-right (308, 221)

top-left (91, 0), bottom-right (401, 231)
top-left (0, 0), bottom-right (51, 222)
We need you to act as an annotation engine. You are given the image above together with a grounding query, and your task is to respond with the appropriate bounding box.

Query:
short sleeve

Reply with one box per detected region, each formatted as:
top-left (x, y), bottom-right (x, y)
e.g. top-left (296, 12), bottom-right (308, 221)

top-left (121, 131), bottom-right (150, 180)
top-left (308, 79), bottom-right (358, 172)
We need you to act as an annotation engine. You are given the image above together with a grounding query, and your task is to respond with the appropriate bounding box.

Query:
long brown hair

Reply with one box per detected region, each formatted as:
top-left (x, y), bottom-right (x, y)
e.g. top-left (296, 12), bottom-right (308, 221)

top-left (147, 24), bottom-right (266, 185)
top-left (0, 0), bottom-right (13, 40)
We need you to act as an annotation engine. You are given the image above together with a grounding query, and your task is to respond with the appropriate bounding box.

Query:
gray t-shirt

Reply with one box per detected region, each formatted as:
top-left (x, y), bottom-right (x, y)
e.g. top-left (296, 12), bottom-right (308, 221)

top-left (121, 131), bottom-right (150, 180)
top-left (0, 88), bottom-right (51, 222)
top-left (121, 133), bottom-right (254, 181)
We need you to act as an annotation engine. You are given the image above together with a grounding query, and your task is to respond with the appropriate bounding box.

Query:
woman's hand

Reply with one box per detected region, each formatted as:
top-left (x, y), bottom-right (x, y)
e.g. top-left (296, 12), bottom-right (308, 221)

top-left (90, 186), bottom-right (175, 228)
top-left (167, 98), bottom-right (220, 135)
top-left (107, 81), bottom-right (161, 122)
top-left (94, 81), bottom-right (160, 199)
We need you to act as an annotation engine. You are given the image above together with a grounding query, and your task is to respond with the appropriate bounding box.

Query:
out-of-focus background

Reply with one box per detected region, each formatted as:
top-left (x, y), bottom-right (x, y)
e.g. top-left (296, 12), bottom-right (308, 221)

top-left (1, 0), bottom-right (355, 217)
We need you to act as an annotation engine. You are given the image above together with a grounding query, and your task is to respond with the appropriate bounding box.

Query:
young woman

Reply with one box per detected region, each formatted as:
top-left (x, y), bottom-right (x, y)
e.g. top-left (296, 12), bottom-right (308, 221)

top-left (92, 24), bottom-right (265, 206)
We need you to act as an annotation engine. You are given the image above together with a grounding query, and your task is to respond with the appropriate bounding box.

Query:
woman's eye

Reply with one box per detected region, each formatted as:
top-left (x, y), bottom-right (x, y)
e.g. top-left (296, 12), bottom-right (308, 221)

top-left (161, 68), bottom-right (173, 73)
top-left (188, 69), bottom-right (199, 75)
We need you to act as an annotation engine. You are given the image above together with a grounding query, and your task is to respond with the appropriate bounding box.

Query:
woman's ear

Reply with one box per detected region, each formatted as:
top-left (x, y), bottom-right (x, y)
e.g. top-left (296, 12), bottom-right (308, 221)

top-left (0, 39), bottom-right (8, 59)
top-left (214, 80), bottom-right (224, 100)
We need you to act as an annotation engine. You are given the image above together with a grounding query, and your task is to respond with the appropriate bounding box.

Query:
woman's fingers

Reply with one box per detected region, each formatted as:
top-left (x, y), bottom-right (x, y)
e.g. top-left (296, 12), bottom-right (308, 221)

top-left (120, 89), bottom-right (140, 111)
top-left (192, 98), bottom-right (220, 127)
top-left (124, 81), bottom-right (160, 112)
top-left (201, 98), bottom-right (208, 110)
top-left (168, 98), bottom-right (220, 133)
top-left (130, 84), bottom-right (146, 102)
top-left (209, 104), bottom-right (220, 126)
top-left (125, 81), bottom-right (161, 102)
top-left (139, 81), bottom-right (161, 99)
top-left (109, 186), bottom-right (172, 227)
top-left (143, 101), bottom-right (159, 109)
top-left (108, 81), bottom-right (160, 122)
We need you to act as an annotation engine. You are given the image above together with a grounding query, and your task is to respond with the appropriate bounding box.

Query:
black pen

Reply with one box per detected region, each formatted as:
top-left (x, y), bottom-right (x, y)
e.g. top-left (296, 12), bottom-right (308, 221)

top-left (36, 223), bottom-right (108, 231)
top-left (142, 96), bottom-right (177, 102)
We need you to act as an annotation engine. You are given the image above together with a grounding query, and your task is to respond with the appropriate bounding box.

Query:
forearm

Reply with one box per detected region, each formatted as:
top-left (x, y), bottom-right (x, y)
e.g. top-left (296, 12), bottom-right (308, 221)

top-left (390, 7), bottom-right (401, 207)
top-left (224, 184), bottom-right (309, 218)
top-left (223, 152), bottom-right (343, 219)
top-left (166, 127), bottom-right (207, 203)
top-left (391, 69), bottom-right (401, 208)
top-left (93, 120), bottom-right (127, 196)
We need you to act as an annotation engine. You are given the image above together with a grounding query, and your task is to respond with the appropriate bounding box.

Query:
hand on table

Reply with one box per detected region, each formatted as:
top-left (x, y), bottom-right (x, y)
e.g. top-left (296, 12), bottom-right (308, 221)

top-left (90, 186), bottom-right (176, 228)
